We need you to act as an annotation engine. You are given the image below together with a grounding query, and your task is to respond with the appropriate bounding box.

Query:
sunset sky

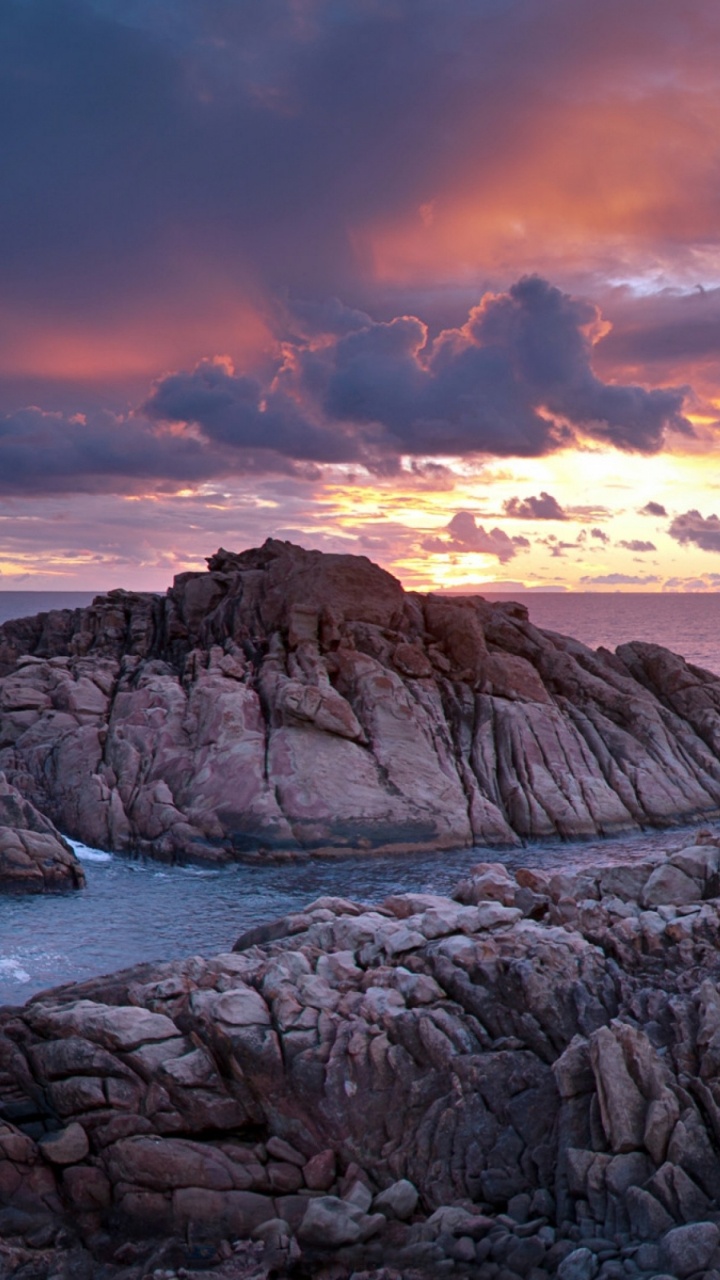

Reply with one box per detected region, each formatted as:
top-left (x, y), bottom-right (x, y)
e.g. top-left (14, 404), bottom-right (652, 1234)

top-left (3, 0), bottom-right (720, 592)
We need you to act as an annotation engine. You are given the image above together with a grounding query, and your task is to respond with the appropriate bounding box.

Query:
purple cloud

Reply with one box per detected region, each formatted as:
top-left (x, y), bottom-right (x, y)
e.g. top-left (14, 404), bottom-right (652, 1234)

top-left (580, 573), bottom-right (661, 585)
top-left (668, 509), bottom-right (720, 553)
top-left (504, 491), bottom-right (567, 520)
top-left (424, 511), bottom-right (520, 563)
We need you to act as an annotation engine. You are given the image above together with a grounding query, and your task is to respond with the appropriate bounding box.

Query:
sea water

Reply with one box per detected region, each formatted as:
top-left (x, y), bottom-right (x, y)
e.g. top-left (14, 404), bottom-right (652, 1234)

top-left (2, 589), bottom-right (720, 1007)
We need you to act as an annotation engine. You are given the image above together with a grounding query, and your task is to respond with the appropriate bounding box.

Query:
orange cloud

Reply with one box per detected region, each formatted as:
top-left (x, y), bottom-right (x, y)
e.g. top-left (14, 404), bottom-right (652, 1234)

top-left (354, 88), bottom-right (720, 290)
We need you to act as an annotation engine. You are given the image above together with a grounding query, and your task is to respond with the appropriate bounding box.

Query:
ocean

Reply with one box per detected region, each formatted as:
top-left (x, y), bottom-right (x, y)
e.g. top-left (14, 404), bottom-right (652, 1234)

top-left (484, 591), bottom-right (720, 675)
top-left (0, 592), bottom-right (96, 626)
top-left (2, 588), bottom-right (720, 1006)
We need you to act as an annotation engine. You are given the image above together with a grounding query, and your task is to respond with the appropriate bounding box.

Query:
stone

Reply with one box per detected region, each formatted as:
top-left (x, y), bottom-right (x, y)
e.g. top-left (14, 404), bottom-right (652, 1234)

top-left (297, 1196), bottom-right (364, 1247)
top-left (589, 1027), bottom-right (646, 1153)
top-left (640, 864), bottom-right (702, 908)
top-left (38, 1122), bottom-right (89, 1165)
top-left (344, 1178), bottom-right (374, 1213)
top-left (303, 1149), bottom-right (336, 1191)
top-left (557, 1247), bottom-right (598, 1280)
top-left (0, 774), bottom-right (85, 893)
top-left (372, 1179), bottom-right (419, 1220)
top-left (663, 1222), bottom-right (720, 1277)
top-left (265, 1135), bottom-right (305, 1167)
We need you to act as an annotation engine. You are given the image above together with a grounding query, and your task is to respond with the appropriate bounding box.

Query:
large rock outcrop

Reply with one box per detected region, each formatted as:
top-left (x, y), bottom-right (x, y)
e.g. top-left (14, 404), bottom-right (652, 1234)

top-left (0, 772), bottom-right (84, 893)
top-left (5, 836), bottom-right (720, 1276)
top-left (2, 540), bottom-right (720, 861)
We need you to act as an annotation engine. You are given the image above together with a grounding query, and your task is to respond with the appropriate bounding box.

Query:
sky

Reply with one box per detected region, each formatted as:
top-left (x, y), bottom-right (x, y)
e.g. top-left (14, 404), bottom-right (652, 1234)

top-left (2, 0), bottom-right (720, 593)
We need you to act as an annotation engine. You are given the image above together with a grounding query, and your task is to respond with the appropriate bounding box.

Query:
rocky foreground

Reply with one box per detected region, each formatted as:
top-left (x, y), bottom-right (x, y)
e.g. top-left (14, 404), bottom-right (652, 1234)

top-left (5, 837), bottom-right (720, 1276)
top-left (2, 540), bottom-right (720, 868)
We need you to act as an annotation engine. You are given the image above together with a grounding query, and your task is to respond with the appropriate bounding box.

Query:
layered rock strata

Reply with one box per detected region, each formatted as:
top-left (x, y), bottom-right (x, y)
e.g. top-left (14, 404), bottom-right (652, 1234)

top-left (2, 540), bottom-right (720, 861)
top-left (5, 836), bottom-right (720, 1275)
top-left (0, 772), bottom-right (84, 892)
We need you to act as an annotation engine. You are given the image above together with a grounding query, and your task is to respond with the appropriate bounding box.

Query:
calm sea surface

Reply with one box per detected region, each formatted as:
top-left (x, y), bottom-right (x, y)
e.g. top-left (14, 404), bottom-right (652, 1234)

top-left (2, 589), bottom-right (720, 1007)
top-left (0, 592), bottom-right (96, 626)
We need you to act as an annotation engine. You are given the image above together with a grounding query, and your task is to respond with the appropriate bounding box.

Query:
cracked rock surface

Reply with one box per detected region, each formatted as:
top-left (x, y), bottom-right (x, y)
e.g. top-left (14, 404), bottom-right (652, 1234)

top-left (2, 540), bottom-right (720, 861)
top-left (5, 837), bottom-right (720, 1275)
top-left (0, 772), bottom-right (84, 893)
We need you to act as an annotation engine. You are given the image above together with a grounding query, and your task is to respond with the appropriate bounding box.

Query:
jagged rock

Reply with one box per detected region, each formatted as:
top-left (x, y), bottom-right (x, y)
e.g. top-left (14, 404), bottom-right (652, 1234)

top-left (373, 1179), bottom-right (419, 1220)
top-left (7, 848), bottom-right (720, 1274)
top-left (0, 772), bottom-right (84, 892)
top-left (4, 542), bottom-right (720, 861)
top-left (557, 1247), bottom-right (597, 1280)
top-left (589, 1027), bottom-right (646, 1153)
top-left (297, 1196), bottom-right (366, 1246)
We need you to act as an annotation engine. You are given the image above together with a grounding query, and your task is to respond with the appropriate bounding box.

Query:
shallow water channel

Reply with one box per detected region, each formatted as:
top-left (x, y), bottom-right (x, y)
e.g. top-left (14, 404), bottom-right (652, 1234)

top-left (1, 822), bottom-right (709, 1008)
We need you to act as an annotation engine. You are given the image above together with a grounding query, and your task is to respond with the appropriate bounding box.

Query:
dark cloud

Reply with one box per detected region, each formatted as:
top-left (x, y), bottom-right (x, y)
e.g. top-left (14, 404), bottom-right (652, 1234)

top-left (668, 509), bottom-right (720, 553)
top-left (618, 539), bottom-right (656, 552)
top-left (640, 500), bottom-right (668, 517)
top-left (144, 357), bottom-right (360, 464)
top-left (0, 406), bottom-right (212, 495)
top-left (142, 279), bottom-right (691, 469)
top-left (326, 278), bottom-right (690, 454)
top-left (504, 491), bottom-right (567, 520)
top-left (591, 528), bottom-right (610, 543)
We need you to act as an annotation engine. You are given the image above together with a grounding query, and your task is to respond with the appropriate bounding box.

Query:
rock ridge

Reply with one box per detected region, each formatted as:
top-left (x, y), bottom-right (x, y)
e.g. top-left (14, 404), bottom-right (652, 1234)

top-left (4, 835), bottom-right (720, 1275)
top-left (1, 540), bottom-right (720, 861)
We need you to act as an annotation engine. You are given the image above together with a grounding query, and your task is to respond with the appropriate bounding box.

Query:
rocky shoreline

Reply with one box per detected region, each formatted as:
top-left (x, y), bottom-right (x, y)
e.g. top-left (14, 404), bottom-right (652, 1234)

top-left (2, 540), bottom-right (720, 872)
top-left (4, 834), bottom-right (720, 1277)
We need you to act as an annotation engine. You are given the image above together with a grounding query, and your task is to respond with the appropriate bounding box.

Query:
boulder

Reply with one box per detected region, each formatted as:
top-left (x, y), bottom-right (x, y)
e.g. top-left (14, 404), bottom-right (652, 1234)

top-left (373, 1179), bottom-right (419, 1220)
top-left (0, 773), bottom-right (84, 893)
top-left (663, 1222), bottom-right (720, 1277)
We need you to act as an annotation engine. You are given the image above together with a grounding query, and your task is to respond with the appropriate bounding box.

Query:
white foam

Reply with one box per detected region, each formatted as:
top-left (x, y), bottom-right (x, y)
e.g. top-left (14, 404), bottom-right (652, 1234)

top-left (0, 958), bottom-right (31, 983)
top-left (65, 838), bottom-right (112, 863)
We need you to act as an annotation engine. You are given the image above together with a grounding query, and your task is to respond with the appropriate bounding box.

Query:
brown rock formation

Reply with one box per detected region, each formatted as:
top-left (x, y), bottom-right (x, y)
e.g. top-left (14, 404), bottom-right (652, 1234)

top-left (2, 540), bottom-right (720, 862)
top-left (5, 839), bottom-right (720, 1275)
top-left (0, 773), bottom-right (84, 893)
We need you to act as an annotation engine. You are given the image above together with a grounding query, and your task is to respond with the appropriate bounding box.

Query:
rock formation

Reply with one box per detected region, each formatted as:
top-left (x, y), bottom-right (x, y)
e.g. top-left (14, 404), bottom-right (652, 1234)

top-left (0, 772), bottom-right (84, 893)
top-left (4, 836), bottom-right (720, 1276)
top-left (1, 539), bottom-right (720, 862)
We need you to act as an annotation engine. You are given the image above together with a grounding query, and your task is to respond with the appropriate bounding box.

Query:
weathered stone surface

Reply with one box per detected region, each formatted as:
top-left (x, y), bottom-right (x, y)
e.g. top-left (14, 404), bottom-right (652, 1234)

top-left (297, 1196), bottom-right (364, 1246)
top-left (663, 1221), bottom-right (720, 1277)
top-left (7, 844), bottom-right (720, 1275)
top-left (373, 1178), bottom-right (419, 1220)
top-left (0, 773), bottom-right (84, 893)
top-left (37, 1122), bottom-right (89, 1165)
top-left (4, 541), bottom-right (720, 862)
